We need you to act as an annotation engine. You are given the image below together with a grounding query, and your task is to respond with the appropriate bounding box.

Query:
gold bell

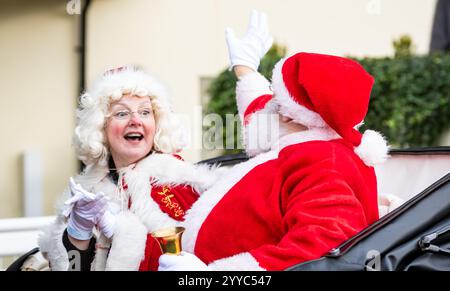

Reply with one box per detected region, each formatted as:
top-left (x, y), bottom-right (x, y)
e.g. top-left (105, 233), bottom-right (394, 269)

top-left (151, 226), bottom-right (185, 255)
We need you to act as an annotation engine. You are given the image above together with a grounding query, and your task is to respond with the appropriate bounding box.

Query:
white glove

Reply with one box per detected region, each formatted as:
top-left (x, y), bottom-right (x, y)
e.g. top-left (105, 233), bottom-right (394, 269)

top-left (63, 177), bottom-right (109, 240)
top-left (158, 251), bottom-right (209, 271)
top-left (97, 201), bottom-right (120, 238)
top-left (225, 10), bottom-right (274, 71)
top-left (378, 193), bottom-right (405, 217)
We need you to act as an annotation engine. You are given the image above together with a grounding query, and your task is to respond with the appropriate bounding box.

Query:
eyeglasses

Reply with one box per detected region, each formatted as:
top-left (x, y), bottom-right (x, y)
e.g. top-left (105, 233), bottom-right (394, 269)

top-left (109, 109), bottom-right (153, 120)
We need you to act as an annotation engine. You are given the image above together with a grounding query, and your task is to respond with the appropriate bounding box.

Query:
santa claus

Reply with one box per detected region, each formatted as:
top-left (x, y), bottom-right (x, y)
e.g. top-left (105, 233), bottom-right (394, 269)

top-left (158, 10), bottom-right (389, 271)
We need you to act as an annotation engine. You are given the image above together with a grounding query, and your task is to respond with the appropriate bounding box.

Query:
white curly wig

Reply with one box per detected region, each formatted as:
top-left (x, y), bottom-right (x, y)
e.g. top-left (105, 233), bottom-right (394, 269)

top-left (73, 66), bottom-right (187, 166)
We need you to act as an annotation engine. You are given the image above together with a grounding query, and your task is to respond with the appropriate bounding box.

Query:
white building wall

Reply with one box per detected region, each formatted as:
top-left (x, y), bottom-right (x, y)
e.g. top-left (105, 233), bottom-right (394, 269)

top-left (0, 0), bottom-right (79, 218)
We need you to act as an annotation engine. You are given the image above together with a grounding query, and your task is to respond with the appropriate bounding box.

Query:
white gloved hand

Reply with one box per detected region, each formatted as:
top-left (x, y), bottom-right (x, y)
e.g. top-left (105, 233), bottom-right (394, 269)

top-left (225, 10), bottom-right (274, 71)
top-left (378, 193), bottom-right (405, 217)
top-left (97, 202), bottom-right (119, 239)
top-left (63, 177), bottom-right (109, 240)
top-left (158, 251), bottom-right (209, 271)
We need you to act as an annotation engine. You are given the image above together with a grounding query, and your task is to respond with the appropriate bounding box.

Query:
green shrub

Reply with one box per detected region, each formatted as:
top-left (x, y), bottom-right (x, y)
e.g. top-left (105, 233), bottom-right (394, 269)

top-left (357, 36), bottom-right (450, 147)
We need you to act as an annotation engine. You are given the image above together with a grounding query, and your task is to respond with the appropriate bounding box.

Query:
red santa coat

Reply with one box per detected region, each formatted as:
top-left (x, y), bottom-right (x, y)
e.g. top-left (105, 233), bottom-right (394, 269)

top-left (183, 133), bottom-right (379, 271)
top-left (182, 71), bottom-right (380, 271)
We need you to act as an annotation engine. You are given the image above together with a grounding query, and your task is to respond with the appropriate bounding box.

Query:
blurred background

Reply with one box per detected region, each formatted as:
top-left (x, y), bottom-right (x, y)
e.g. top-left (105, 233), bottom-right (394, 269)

top-left (0, 0), bottom-right (449, 268)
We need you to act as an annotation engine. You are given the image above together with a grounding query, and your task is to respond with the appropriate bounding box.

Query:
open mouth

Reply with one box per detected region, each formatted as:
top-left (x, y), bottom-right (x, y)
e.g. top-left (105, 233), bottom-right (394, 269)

top-left (124, 133), bottom-right (144, 141)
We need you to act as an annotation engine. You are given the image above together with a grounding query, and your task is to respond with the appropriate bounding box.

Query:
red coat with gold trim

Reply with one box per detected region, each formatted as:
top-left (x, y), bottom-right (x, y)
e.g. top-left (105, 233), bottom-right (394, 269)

top-left (39, 153), bottom-right (220, 271)
top-left (134, 183), bottom-right (197, 271)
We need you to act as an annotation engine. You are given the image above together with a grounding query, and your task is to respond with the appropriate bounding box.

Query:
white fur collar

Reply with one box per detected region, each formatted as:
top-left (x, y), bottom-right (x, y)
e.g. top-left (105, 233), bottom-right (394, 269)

top-left (208, 252), bottom-right (265, 271)
top-left (122, 153), bottom-right (219, 193)
top-left (271, 127), bottom-right (341, 152)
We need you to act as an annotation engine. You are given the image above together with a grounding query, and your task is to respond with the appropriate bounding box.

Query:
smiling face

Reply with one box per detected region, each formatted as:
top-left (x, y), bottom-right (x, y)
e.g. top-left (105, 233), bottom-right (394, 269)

top-left (105, 94), bottom-right (156, 169)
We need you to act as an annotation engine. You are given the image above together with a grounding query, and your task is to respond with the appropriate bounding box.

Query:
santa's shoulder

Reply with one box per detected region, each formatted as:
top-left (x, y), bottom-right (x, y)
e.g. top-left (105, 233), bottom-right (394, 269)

top-left (278, 138), bottom-right (362, 166)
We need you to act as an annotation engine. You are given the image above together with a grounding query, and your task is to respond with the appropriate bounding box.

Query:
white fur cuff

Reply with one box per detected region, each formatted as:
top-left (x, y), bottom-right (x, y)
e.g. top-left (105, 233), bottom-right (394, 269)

top-left (105, 212), bottom-right (147, 271)
top-left (236, 72), bottom-right (272, 116)
top-left (208, 252), bottom-right (265, 271)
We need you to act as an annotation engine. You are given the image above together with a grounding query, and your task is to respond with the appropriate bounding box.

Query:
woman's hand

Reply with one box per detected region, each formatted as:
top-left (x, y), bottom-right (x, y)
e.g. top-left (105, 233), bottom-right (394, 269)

top-left (225, 10), bottom-right (274, 72)
top-left (64, 177), bottom-right (109, 240)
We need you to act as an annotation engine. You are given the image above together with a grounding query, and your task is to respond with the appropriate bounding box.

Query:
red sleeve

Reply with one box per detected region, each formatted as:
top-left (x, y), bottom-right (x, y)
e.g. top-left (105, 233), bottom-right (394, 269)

top-left (250, 155), bottom-right (369, 270)
top-left (141, 182), bottom-right (199, 271)
top-left (151, 184), bottom-right (199, 221)
top-left (243, 94), bottom-right (273, 125)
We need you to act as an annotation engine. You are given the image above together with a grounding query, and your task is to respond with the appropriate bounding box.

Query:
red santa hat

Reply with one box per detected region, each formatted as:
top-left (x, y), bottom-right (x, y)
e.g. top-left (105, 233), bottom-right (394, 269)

top-left (271, 52), bottom-right (389, 166)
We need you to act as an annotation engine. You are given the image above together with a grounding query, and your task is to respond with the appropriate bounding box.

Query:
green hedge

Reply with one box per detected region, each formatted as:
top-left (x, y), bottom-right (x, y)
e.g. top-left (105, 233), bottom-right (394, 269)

top-left (206, 40), bottom-right (450, 154)
top-left (357, 52), bottom-right (450, 147)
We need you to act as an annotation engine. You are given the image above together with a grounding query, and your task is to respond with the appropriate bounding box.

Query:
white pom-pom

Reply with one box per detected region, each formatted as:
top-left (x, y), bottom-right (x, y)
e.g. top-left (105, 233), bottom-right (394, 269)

top-left (354, 130), bottom-right (389, 167)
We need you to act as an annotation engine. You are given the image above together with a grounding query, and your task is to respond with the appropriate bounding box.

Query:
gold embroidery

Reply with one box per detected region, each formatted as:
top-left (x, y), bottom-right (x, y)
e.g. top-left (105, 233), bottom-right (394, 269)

top-left (157, 186), bottom-right (185, 218)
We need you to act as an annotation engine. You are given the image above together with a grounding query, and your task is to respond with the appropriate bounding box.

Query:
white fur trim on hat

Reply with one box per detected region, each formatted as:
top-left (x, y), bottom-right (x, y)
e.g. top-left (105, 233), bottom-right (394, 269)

top-left (89, 66), bottom-right (171, 106)
top-left (354, 130), bottom-right (389, 167)
top-left (272, 57), bottom-right (327, 128)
